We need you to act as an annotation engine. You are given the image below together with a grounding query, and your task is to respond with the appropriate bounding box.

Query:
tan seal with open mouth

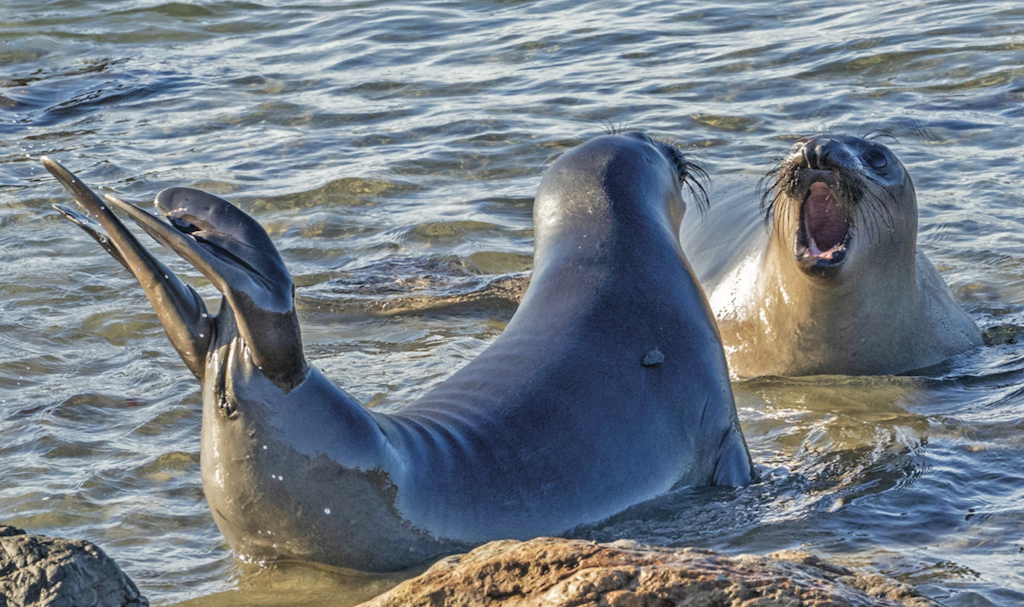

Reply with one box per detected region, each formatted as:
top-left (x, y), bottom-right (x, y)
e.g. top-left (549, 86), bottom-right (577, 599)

top-left (709, 134), bottom-right (981, 377)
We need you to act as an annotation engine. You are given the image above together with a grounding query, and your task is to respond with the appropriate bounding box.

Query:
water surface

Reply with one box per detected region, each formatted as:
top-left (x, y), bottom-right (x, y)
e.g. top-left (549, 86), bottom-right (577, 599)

top-left (3, 1), bottom-right (1024, 605)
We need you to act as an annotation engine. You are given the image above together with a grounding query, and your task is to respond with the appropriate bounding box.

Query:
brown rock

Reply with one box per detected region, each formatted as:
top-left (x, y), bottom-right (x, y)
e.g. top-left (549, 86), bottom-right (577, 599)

top-left (0, 525), bottom-right (148, 607)
top-left (359, 537), bottom-right (936, 607)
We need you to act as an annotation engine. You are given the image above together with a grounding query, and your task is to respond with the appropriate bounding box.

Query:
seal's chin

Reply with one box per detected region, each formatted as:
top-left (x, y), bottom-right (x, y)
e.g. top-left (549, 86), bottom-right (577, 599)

top-left (795, 181), bottom-right (851, 278)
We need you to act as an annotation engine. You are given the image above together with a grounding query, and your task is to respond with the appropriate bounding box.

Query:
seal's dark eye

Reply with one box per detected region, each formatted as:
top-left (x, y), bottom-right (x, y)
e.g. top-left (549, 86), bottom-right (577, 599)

top-left (864, 149), bottom-right (888, 170)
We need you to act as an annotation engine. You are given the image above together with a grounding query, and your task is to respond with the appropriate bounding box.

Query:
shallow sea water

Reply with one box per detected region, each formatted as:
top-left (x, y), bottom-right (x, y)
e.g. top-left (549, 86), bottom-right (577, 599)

top-left (3, 0), bottom-right (1024, 605)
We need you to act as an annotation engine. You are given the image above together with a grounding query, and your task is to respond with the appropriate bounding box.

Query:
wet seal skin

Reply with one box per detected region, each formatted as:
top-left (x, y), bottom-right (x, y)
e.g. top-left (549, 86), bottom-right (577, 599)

top-left (42, 132), bottom-right (754, 573)
top-left (709, 134), bottom-right (982, 377)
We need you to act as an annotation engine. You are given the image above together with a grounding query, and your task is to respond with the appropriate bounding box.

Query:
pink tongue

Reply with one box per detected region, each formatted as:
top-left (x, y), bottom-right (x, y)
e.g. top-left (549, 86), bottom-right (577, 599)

top-left (803, 182), bottom-right (848, 254)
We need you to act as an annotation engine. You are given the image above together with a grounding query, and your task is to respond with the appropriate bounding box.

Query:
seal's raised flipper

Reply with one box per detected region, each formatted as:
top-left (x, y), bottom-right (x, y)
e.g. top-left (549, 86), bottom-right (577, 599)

top-left (43, 157), bottom-right (212, 381)
top-left (107, 188), bottom-right (307, 391)
top-left (159, 188), bottom-right (293, 303)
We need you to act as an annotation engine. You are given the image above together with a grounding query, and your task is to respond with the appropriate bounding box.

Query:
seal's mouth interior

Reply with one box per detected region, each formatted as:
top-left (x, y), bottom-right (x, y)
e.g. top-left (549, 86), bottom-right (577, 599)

top-left (796, 182), bottom-right (850, 273)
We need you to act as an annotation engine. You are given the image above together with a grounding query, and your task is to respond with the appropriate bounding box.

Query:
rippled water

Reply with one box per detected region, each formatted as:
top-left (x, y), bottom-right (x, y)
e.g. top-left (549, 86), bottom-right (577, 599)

top-left (3, 1), bottom-right (1024, 605)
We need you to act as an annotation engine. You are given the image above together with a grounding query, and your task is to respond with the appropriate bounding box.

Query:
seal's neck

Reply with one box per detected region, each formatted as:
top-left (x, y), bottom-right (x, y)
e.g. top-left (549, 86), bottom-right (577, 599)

top-left (748, 242), bottom-right (924, 375)
top-left (534, 185), bottom-right (681, 277)
top-left (769, 235), bottom-right (918, 297)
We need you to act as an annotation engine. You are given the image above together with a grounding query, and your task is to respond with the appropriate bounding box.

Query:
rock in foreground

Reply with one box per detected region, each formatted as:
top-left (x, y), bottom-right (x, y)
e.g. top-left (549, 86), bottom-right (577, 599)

top-left (0, 525), bottom-right (147, 607)
top-left (360, 537), bottom-right (935, 607)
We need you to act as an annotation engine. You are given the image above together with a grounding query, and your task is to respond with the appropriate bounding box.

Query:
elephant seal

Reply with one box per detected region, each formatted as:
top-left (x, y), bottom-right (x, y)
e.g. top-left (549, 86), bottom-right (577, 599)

top-left (42, 132), bottom-right (754, 572)
top-left (700, 134), bottom-right (981, 377)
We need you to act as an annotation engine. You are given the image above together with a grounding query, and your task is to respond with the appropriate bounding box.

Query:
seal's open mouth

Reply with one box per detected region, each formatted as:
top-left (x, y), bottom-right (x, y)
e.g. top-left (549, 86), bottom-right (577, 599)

top-left (795, 182), bottom-right (850, 277)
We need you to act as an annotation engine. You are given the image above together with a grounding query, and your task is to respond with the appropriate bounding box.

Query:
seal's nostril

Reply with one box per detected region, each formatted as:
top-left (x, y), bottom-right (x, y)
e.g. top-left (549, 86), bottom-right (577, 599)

top-left (802, 139), bottom-right (837, 170)
top-left (814, 145), bottom-right (831, 169)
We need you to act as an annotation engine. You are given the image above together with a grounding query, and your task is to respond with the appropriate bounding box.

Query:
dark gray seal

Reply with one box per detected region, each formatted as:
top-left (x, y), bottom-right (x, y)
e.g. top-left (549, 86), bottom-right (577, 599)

top-left (42, 132), bottom-right (754, 573)
top-left (695, 134), bottom-right (982, 377)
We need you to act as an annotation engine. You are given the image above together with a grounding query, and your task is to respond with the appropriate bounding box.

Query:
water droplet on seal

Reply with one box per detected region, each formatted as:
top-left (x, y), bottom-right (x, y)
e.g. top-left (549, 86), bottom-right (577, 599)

top-left (641, 349), bottom-right (664, 367)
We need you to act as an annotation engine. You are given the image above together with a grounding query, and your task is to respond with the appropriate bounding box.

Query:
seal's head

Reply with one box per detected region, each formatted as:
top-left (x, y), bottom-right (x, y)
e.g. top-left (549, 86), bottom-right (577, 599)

top-left (762, 134), bottom-right (916, 280)
top-left (534, 132), bottom-right (706, 268)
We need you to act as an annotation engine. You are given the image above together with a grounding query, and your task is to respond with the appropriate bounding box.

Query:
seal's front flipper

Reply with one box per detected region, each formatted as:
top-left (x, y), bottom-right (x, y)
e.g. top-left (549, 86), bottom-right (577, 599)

top-left (42, 157), bottom-right (212, 380)
top-left (158, 188), bottom-right (293, 308)
top-left (108, 188), bottom-right (307, 391)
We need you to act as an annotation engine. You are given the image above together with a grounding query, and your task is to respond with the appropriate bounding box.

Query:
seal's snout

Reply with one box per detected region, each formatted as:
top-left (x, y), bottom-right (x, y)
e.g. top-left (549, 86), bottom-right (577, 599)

top-left (799, 137), bottom-right (847, 171)
top-left (784, 137), bottom-right (857, 278)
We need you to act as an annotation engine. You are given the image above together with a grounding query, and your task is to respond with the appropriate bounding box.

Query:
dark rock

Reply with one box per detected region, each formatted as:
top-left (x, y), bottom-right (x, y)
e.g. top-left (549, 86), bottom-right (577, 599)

top-left (358, 537), bottom-right (936, 607)
top-left (0, 525), bottom-right (147, 607)
top-left (983, 323), bottom-right (1024, 346)
top-left (0, 528), bottom-right (26, 539)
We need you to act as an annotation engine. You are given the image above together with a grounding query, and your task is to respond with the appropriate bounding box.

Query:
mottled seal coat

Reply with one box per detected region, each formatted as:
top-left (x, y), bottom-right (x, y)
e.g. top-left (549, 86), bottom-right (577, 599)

top-left (699, 134), bottom-right (981, 377)
top-left (43, 132), bottom-right (754, 572)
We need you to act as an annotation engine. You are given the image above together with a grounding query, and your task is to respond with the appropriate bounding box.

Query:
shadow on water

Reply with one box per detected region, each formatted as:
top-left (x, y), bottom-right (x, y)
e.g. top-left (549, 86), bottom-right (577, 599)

top-left (571, 374), bottom-right (933, 543)
top-left (172, 559), bottom-right (422, 607)
top-left (2, 56), bottom-right (193, 131)
top-left (297, 254), bottom-right (530, 317)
